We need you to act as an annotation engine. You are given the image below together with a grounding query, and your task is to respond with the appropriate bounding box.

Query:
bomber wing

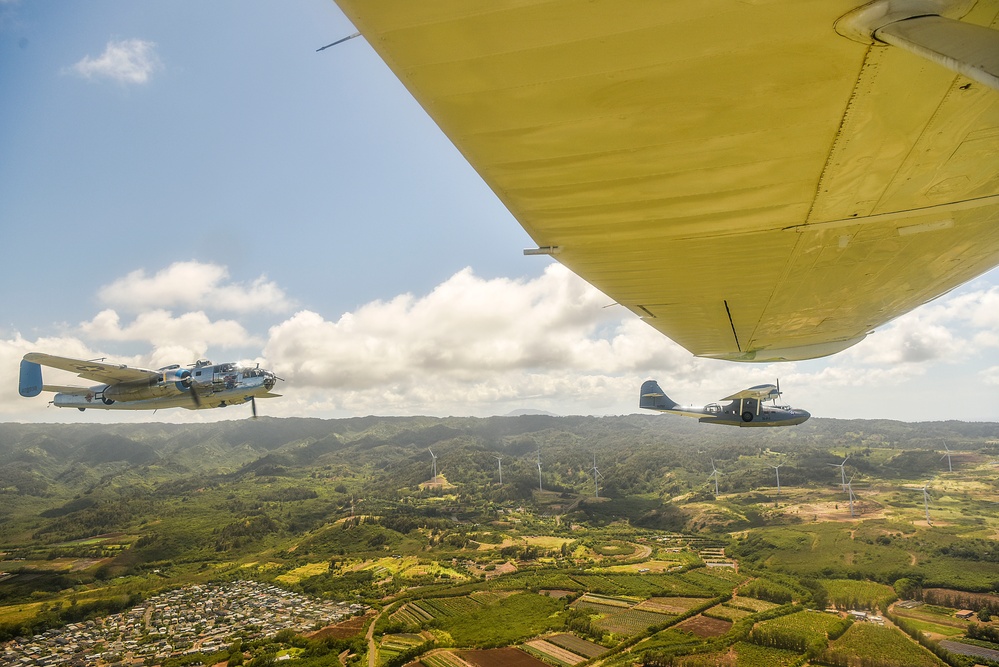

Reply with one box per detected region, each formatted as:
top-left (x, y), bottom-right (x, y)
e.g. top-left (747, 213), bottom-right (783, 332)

top-left (333, 0), bottom-right (999, 361)
top-left (22, 353), bottom-right (160, 386)
top-left (722, 385), bottom-right (781, 402)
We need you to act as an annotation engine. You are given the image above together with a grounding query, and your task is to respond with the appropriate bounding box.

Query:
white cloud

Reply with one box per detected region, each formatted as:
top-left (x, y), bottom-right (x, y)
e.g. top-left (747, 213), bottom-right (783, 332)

top-left (261, 265), bottom-right (745, 415)
top-left (98, 261), bottom-right (292, 313)
top-left (69, 38), bottom-right (161, 85)
top-left (3, 263), bottom-right (999, 422)
top-left (80, 309), bottom-right (257, 357)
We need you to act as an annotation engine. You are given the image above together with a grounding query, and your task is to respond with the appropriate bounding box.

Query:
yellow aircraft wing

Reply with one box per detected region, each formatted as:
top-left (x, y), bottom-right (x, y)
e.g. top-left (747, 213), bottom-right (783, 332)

top-left (333, 0), bottom-right (999, 361)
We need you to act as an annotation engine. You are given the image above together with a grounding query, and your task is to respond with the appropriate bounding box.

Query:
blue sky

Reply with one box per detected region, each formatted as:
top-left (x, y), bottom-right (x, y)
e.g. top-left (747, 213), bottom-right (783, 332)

top-left (1, 1), bottom-right (997, 424)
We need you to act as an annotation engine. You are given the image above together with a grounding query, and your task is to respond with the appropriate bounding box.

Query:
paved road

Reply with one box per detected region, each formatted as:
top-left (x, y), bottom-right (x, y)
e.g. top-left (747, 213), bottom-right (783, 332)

top-left (367, 607), bottom-right (386, 667)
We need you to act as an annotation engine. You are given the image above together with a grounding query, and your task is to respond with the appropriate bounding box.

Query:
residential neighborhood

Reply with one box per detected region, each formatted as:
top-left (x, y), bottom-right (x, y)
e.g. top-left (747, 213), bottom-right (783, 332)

top-left (2, 580), bottom-right (365, 666)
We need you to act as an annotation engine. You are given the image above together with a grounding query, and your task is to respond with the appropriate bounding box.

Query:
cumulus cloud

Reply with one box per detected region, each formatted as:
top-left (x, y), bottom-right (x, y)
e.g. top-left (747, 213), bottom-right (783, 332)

top-left (98, 261), bottom-right (292, 313)
top-left (4, 262), bottom-right (999, 422)
top-left (261, 265), bottom-right (733, 414)
top-left (81, 309), bottom-right (257, 355)
top-left (68, 38), bottom-right (161, 85)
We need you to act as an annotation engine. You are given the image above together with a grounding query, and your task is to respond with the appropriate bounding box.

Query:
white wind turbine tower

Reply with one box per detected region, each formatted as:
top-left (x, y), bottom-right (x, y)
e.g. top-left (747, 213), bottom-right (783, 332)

top-left (428, 448), bottom-right (438, 483)
top-left (592, 453), bottom-right (604, 498)
top-left (846, 476), bottom-right (857, 518)
top-left (494, 455), bottom-right (503, 485)
top-left (828, 456), bottom-right (850, 491)
top-left (536, 449), bottom-right (543, 492)
top-left (941, 444), bottom-right (953, 472)
top-left (770, 462), bottom-right (784, 496)
top-left (709, 459), bottom-right (721, 496)
top-left (922, 483), bottom-right (933, 526)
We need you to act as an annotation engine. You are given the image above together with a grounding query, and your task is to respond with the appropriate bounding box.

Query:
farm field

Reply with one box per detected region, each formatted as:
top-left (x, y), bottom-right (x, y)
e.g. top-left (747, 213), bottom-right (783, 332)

top-left (732, 641), bottom-right (803, 667)
top-left (825, 622), bottom-right (946, 667)
top-left (545, 633), bottom-right (607, 658)
top-left (522, 638), bottom-right (586, 665)
top-left (459, 647), bottom-right (550, 667)
top-left (675, 614), bottom-right (732, 637)
top-left (749, 609), bottom-right (849, 648)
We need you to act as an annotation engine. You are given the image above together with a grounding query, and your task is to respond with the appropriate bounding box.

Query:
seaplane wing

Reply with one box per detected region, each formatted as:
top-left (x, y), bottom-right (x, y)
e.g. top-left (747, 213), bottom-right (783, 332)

top-left (333, 0), bottom-right (999, 362)
top-left (22, 353), bottom-right (159, 385)
top-left (721, 385), bottom-right (781, 402)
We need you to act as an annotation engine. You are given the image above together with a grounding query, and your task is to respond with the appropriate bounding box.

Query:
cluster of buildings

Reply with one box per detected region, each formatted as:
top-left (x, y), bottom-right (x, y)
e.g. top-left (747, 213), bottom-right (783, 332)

top-left (2, 579), bottom-right (365, 666)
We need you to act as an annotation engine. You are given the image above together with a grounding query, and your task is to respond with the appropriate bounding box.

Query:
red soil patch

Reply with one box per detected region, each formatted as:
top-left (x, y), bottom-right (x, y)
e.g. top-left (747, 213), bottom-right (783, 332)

top-left (459, 647), bottom-right (550, 667)
top-left (309, 610), bottom-right (375, 640)
top-left (675, 614), bottom-right (732, 637)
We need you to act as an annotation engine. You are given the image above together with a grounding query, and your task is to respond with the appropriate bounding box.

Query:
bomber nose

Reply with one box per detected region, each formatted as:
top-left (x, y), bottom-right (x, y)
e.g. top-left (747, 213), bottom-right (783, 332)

top-left (797, 410), bottom-right (811, 423)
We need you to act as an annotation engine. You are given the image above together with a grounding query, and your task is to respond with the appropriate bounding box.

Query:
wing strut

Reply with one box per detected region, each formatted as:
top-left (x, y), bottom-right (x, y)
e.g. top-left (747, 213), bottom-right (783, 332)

top-left (836, 0), bottom-right (999, 91)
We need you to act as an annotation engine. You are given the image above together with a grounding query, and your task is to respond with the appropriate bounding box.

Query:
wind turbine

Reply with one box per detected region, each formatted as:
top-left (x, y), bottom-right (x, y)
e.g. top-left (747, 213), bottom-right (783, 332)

top-left (494, 455), bottom-right (503, 485)
top-left (592, 453), bottom-right (604, 498)
top-left (941, 444), bottom-right (953, 472)
top-left (428, 448), bottom-right (438, 482)
top-left (846, 476), bottom-right (857, 518)
top-left (770, 462), bottom-right (784, 496)
top-left (536, 449), bottom-right (543, 492)
top-left (709, 459), bottom-right (721, 496)
top-left (828, 456), bottom-right (849, 491)
top-left (922, 483), bottom-right (933, 526)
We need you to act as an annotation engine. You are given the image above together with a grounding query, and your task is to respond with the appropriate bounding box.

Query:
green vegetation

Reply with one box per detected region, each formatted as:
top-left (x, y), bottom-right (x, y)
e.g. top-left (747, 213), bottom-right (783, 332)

top-left (2, 415), bottom-right (999, 666)
top-left (825, 622), bottom-right (946, 667)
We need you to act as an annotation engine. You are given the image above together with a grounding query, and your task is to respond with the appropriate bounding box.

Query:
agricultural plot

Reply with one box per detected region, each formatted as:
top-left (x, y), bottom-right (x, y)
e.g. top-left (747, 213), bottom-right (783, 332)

top-left (706, 603), bottom-right (753, 622)
top-left (891, 604), bottom-right (969, 637)
top-left (750, 610), bottom-right (849, 650)
top-left (635, 597), bottom-right (708, 614)
top-left (436, 593), bottom-right (564, 647)
top-left (523, 639), bottom-right (586, 666)
top-left (825, 622), bottom-right (945, 667)
top-left (731, 641), bottom-right (802, 667)
top-left (822, 578), bottom-right (897, 610)
top-left (575, 593), bottom-right (634, 608)
top-left (727, 596), bottom-right (780, 613)
top-left (419, 651), bottom-right (471, 667)
top-left (636, 627), bottom-right (702, 653)
top-left (545, 633), bottom-right (607, 659)
top-left (596, 608), bottom-right (674, 635)
top-left (380, 633), bottom-right (426, 651)
top-left (469, 590), bottom-right (515, 605)
top-left (392, 602), bottom-right (434, 627)
top-left (459, 647), bottom-right (550, 667)
top-left (570, 595), bottom-right (634, 616)
top-left (415, 596), bottom-right (483, 619)
top-left (675, 614), bottom-right (732, 637)
top-left (380, 632), bottom-right (427, 664)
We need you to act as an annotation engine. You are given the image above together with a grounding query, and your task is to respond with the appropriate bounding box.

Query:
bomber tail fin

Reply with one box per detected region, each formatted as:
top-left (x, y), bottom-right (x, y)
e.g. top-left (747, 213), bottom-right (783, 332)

top-left (640, 380), bottom-right (678, 411)
top-left (19, 359), bottom-right (43, 397)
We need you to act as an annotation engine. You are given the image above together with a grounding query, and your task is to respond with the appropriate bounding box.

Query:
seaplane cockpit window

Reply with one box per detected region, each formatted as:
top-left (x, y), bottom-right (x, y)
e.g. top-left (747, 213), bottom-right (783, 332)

top-left (706, 403), bottom-right (721, 413)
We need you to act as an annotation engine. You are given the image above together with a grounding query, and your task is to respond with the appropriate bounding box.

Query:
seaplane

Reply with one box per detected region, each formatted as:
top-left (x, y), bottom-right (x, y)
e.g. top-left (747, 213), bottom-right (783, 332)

top-left (18, 352), bottom-right (281, 416)
top-left (640, 380), bottom-right (809, 427)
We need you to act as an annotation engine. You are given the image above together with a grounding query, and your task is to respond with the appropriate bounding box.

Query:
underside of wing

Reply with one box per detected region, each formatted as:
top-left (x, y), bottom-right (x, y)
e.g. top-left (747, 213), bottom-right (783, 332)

top-left (334, 0), bottom-right (999, 361)
top-left (44, 385), bottom-right (95, 396)
top-left (23, 352), bottom-right (159, 385)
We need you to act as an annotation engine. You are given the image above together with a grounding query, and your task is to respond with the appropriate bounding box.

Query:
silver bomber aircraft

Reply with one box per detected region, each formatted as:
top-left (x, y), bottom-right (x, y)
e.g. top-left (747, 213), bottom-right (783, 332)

top-left (18, 353), bottom-right (281, 416)
top-left (640, 380), bottom-right (810, 427)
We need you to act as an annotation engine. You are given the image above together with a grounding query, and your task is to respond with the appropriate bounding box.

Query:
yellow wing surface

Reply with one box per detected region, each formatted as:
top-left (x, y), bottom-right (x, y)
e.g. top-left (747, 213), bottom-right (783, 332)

top-left (333, 0), bottom-right (999, 361)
